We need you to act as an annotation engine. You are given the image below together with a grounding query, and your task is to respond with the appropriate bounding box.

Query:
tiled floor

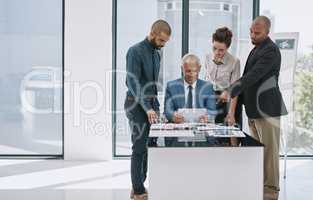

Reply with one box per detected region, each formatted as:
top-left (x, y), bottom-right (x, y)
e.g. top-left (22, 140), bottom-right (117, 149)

top-left (0, 159), bottom-right (312, 199)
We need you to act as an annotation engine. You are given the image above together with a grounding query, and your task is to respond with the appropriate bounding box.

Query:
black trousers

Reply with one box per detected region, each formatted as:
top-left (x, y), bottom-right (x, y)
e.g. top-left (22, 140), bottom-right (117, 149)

top-left (214, 91), bottom-right (242, 127)
top-left (215, 91), bottom-right (242, 145)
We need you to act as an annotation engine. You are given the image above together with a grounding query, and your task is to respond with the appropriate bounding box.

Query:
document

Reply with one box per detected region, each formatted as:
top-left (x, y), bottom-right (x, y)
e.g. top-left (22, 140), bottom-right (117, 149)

top-left (177, 108), bottom-right (208, 123)
top-left (149, 130), bottom-right (194, 137)
top-left (150, 123), bottom-right (195, 137)
top-left (203, 130), bottom-right (246, 138)
top-left (150, 123), bottom-right (245, 138)
top-left (196, 124), bottom-right (240, 131)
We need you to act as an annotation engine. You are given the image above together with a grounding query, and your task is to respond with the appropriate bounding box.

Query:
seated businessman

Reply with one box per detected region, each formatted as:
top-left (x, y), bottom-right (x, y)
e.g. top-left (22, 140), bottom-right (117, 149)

top-left (164, 53), bottom-right (216, 123)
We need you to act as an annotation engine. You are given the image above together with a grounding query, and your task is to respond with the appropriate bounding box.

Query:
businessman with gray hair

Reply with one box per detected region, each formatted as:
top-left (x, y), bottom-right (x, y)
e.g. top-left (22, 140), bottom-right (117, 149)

top-left (164, 53), bottom-right (216, 123)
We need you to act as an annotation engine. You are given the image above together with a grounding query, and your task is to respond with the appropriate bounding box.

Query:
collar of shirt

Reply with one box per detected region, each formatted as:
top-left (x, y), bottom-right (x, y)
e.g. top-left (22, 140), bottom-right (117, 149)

top-left (143, 37), bottom-right (157, 51)
top-left (211, 51), bottom-right (230, 65)
top-left (184, 79), bottom-right (197, 90)
top-left (183, 79), bottom-right (197, 108)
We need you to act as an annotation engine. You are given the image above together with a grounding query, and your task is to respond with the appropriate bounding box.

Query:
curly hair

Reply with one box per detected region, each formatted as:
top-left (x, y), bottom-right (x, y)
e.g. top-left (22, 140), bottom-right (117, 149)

top-left (212, 27), bottom-right (233, 48)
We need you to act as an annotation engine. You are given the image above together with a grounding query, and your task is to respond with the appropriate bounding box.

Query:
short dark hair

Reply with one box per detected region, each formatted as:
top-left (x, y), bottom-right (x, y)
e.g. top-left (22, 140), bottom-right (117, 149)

top-left (212, 27), bottom-right (233, 48)
top-left (254, 15), bottom-right (271, 33)
top-left (151, 19), bottom-right (172, 36)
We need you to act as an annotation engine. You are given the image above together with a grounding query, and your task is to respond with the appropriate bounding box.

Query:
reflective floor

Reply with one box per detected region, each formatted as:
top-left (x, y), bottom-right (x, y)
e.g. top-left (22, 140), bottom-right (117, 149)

top-left (0, 159), bottom-right (312, 199)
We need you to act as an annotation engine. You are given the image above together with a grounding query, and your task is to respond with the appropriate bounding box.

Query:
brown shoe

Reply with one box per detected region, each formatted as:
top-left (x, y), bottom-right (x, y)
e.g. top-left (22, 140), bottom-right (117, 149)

top-left (264, 186), bottom-right (279, 200)
top-left (130, 188), bottom-right (148, 200)
top-left (133, 193), bottom-right (148, 200)
top-left (264, 191), bottom-right (279, 200)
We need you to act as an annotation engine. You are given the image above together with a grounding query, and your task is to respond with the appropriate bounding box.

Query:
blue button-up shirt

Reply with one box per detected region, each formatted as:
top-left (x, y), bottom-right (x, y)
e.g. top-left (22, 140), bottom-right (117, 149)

top-left (125, 38), bottom-right (161, 112)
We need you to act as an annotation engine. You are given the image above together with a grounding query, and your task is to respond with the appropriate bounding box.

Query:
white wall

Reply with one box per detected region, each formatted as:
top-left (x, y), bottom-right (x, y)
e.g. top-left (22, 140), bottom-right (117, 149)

top-left (64, 0), bottom-right (112, 160)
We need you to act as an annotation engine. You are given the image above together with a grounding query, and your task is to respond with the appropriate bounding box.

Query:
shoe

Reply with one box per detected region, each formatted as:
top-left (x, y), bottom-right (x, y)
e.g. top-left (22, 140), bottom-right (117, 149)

top-left (264, 186), bottom-right (279, 200)
top-left (264, 193), bottom-right (278, 200)
top-left (133, 193), bottom-right (148, 200)
top-left (264, 191), bottom-right (279, 200)
top-left (130, 188), bottom-right (148, 200)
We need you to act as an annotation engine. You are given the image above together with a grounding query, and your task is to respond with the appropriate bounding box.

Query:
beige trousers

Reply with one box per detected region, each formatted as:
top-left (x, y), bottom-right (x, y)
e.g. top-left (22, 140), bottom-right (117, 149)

top-left (248, 117), bottom-right (281, 192)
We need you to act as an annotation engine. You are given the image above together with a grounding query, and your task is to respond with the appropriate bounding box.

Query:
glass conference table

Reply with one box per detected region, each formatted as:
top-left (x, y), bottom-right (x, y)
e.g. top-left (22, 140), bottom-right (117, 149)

top-left (148, 123), bottom-right (264, 200)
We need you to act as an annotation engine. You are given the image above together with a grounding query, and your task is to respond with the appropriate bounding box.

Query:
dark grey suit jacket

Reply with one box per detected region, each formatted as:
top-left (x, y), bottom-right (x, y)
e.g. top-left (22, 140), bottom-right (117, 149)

top-left (229, 37), bottom-right (288, 119)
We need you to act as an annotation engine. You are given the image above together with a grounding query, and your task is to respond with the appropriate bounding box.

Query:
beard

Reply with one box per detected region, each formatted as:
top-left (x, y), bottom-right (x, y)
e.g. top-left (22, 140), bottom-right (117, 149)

top-left (150, 38), bottom-right (163, 50)
top-left (251, 36), bottom-right (268, 45)
top-left (251, 40), bottom-right (257, 45)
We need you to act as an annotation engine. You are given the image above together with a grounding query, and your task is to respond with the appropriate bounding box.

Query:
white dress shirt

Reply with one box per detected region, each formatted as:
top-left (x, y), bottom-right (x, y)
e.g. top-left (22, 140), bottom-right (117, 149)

top-left (204, 51), bottom-right (240, 91)
top-left (184, 79), bottom-right (197, 108)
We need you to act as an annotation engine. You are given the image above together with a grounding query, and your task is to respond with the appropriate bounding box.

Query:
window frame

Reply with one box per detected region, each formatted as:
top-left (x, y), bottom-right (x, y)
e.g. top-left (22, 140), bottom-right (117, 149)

top-left (112, 0), bottom-right (260, 158)
top-left (0, 0), bottom-right (65, 158)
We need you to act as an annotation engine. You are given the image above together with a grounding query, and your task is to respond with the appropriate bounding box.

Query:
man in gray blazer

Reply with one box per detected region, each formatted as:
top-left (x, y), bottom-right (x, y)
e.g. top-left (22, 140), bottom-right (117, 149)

top-left (124, 20), bottom-right (171, 200)
top-left (164, 53), bottom-right (216, 123)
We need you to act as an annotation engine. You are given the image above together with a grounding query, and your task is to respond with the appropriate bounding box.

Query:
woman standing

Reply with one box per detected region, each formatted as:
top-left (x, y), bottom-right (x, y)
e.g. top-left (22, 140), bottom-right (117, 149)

top-left (205, 27), bottom-right (241, 129)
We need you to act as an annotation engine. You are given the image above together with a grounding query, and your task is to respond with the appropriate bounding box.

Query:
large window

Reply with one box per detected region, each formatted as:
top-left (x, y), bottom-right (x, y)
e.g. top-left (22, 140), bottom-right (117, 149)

top-left (188, 0), bottom-right (254, 78)
top-left (114, 0), bottom-right (183, 156)
top-left (261, 0), bottom-right (313, 156)
top-left (0, 0), bottom-right (63, 156)
top-left (113, 0), bottom-right (257, 157)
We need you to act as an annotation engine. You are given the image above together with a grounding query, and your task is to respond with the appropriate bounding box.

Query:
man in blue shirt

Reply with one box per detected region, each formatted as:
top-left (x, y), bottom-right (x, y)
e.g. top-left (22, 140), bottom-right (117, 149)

top-left (124, 20), bottom-right (171, 200)
top-left (164, 53), bottom-right (216, 123)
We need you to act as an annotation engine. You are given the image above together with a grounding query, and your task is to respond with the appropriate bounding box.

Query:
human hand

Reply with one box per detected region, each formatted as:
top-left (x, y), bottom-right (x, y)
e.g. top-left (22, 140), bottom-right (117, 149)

top-left (173, 112), bottom-right (185, 124)
top-left (225, 113), bottom-right (236, 126)
top-left (218, 90), bottom-right (230, 103)
top-left (147, 109), bottom-right (159, 124)
top-left (199, 115), bottom-right (209, 123)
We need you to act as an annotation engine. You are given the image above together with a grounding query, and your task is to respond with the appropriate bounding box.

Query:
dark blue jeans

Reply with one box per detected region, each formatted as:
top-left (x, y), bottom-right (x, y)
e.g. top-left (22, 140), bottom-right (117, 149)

top-left (129, 119), bottom-right (149, 194)
top-left (125, 99), bottom-right (158, 195)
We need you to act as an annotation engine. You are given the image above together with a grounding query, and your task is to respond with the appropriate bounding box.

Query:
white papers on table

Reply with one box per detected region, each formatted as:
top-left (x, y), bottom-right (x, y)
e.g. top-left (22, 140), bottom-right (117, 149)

top-left (149, 130), bottom-right (194, 137)
top-left (150, 123), bottom-right (203, 137)
top-left (177, 108), bottom-right (208, 123)
top-left (196, 124), bottom-right (244, 137)
top-left (150, 123), bottom-right (246, 138)
top-left (150, 123), bottom-right (175, 130)
top-left (204, 130), bottom-right (246, 138)
top-left (150, 123), bottom-right (206, 130)
top-left (196, 124), bottom-right (240, 131)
